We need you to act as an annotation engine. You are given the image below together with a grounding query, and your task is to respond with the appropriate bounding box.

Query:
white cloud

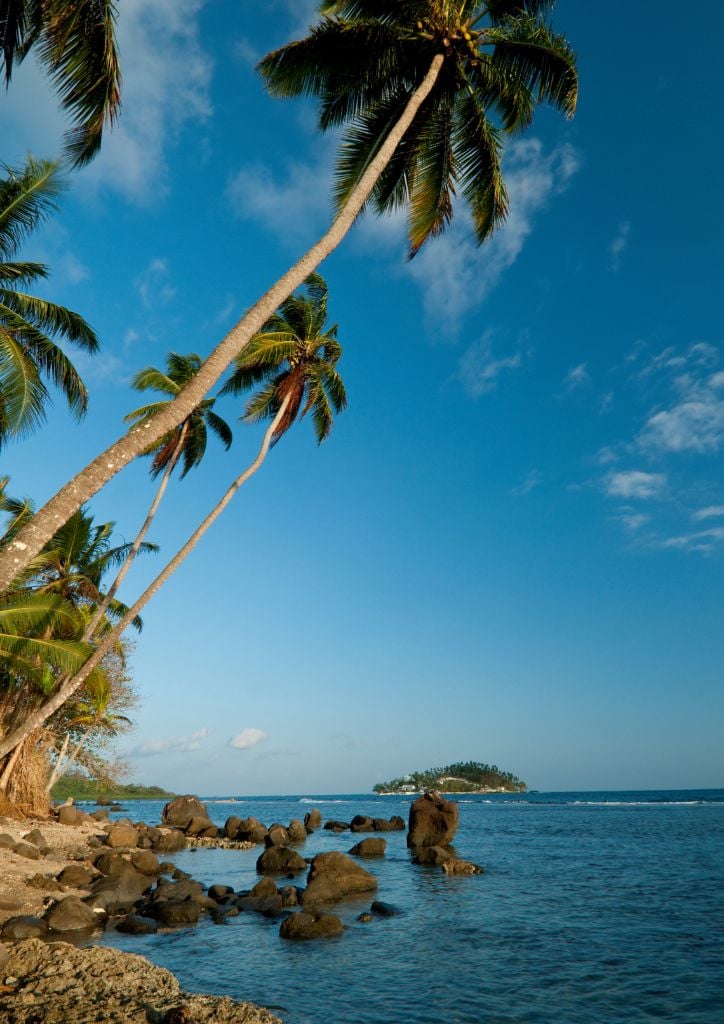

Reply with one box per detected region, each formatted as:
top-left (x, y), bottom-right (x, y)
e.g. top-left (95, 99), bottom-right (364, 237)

top-left (605, 470), bottom-right (666, 500)
top-left (229, 728), bottom-right (268, 751)
top-left (609, 221), bottom-right (630, 271)
top-left (511, 470), bottom-right (542, 496)
top-left (659, 527), bottom-right (724, 553)
top-left (135, 258), bottom-right (176, 309)
top-left (691, 505), bottom-right (724, 522)
top-left (133, 727), bottom-right (211, 757)
top-left (82, 0), bottom-right (213, 202)
top-left (616, 509), bottom-right (651, 531)
top-left (459, 328), bottom-right (527, 397)
top-left (639, 369), bottom-right (724, 454)
top-left (563, 362), bottom-right (590, 390)
top-left (595, 446), bottom-right (619, 466)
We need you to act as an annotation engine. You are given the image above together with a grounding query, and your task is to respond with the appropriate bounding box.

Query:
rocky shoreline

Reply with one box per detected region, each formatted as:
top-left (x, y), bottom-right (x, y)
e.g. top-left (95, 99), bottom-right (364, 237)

top-left (0, 791), bottom-right (481, 1022)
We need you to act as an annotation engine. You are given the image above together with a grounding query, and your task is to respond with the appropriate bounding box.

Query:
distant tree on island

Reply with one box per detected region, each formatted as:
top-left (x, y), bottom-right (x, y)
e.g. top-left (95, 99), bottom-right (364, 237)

top-left (373, 761), bottom-right (526, 794)
top-left (51, 771), bottom-right (175, 802)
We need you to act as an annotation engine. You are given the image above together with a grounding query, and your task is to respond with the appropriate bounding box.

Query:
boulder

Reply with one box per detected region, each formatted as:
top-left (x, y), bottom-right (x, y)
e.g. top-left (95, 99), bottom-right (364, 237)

top-left (280, 886), bottom-right (298, 908)
top-left (45, 896), bottom-right (100, 932)
top-left (236, 893), bottom-right (283, 915)
top-left (279, 911), bottom-right (343, 940)
top-left (0, 833), bottom-right (15, 849)
top-left (264, 826), bottom-right (290, 848)
top-left (256, 847), bottom-right (307, 875)
top-left (0, 915), bottom-right (48, 940)
top-left (90, 809), bottom-right (110, 821)
top-left (131, 850), bottom-right (161, 875)
top-left (105, 824), bottom-right (139, 849)
top-left (323, 820), bottom-right (350, 832)
top-left (161, 795), bottom-right (209, 830)
top-left (151, 899), bottom-right (201, 927)
top-left (115, 914), bottom-right (158, 934)
top-left (442, 858), bottom-right (484, 875)
top-left (410, 844), bottom-right (454, 866)
top-left (349, 838), bottom-right (386, 858)
top-left (374, 816), bottom-right (405, 832)
top-left (149, 827), bottom-right (187, 853)
top-left (152, 878), bottom-right (204, 903)
top-left (93, 851), bottom-right (127, 876)
top-left (303, 808), bottom-right (322, 829)
top-left (350, 815), bottom-right (374, 833)
top-left (407, 791), bottom-right (458, 848)
top-left (26, 873), bottom-right (63, 892)
top-left (57, 804), bottom-right (82, 826)
top-left (23, 828), bottom-right (48, 848)
top-left (224, 815), bottom-right (243, 839)
top-left (56, 863), bottom-right (96, 888)
top-left (14, 841), bottom-right (41, 860)
top-left (208, 884), bottom-right (234, 902)
top-left (301, 852), bottom-right (377, 905)
top-left (249, 877), bottom-right (277, 898)
top-left (185, 816), bottom-right (218, 838)
top-left (287, 819), bottom-right (307, 843)
top-left (86, 863), bottom-right (151, 913)
top-left (371, 900), bottom-right (399, 917)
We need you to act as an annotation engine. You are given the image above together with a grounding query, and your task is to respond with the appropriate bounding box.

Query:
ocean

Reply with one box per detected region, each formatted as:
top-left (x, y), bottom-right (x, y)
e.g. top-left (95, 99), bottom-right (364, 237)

top-left (91, 790), bottom-right (724, 1023)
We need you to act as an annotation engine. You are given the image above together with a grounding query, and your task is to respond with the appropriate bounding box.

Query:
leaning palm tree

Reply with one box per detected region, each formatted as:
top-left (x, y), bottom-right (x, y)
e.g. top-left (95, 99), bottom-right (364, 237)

top-left (82, 353), bottom-right (232, 639)
top-left (0, 273), bottom-right (347, 756)
top-left (0, 0), bottom-right (577, 590)
top-left (0, 0), bottom-right (121, 166)
top-left (0, 158), bottom-right (98, 445)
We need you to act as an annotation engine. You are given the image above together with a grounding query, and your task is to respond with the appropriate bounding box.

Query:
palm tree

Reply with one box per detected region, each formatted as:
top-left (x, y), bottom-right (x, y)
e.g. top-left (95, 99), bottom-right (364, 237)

top-left (0, 0), bottom-right (577, 590)
top-left (0, 273), bottom-right (347, 756)
top-left (0, 0), bottom-right (121, 167)
top-left (83, 353), bottom-right (232, 639)
top-left (0, 158), bottom-right (98, 444)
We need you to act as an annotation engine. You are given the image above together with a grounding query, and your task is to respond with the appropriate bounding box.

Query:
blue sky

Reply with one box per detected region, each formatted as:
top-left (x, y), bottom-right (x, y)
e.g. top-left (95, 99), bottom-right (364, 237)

top-left (1, 0), bottom-right (723, 795)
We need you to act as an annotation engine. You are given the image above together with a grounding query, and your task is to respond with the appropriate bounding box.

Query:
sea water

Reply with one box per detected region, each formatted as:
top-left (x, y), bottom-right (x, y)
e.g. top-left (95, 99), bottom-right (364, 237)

top-left (92, 790), bottom-right (724, 1023)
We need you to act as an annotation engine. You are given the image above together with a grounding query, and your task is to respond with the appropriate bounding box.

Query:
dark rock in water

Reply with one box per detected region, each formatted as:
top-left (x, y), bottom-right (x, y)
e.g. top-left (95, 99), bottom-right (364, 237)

top-left (131, 850), bottom-right (161, 876)
top-left (185, 815), bottom-right (218, 838)
top-left (224, 815), bottom-right (243, 839)
top-left (105, 824), bottom-right (139, 849)
top-left (230, 816), bottom-right (268, 844)
top-left (57, 863), bottom-right (96, 888)
top-left (96, 795), bottom-right (111, 806)
top-left (389, 815), bottom-right (405, 830)
top-left (161, 795), bottom-right (209, 830)
top-left (23, 828), bottom-right (47, 848)
top-left (45, 896), bottom-right (100, 932)
top-left (410, 844), bottom-right (454, 865)
top-left (0, 915), bottom-right (48, 940)
top-left (303, 808), bottom-right (322, 829)
top-left (116, 914), bottom-right (158, 934)
top-left (441, 858), bottom-right (484, 875)
top-left (249, 877), bottom-right (277, 898)
top-left (280, 911), bottom-right (343, 940)
top-left (92, 850), bottom-right (126, 876)
top-left (208, 884), bottom-right (234, 902)
top-left (171, 868), bottom-right (190, 880)
top-left (152, 879), bottom-right (204, 903)
top-left (370, 900), bottom-right (399, 917)
top-left (264, 826), bottom-right (290, 848)
top-left (350, 815), bottom-right (374, 833)
top-left (14, 842), bottom-right (41, 860)
top-left (373, 816), bottom-right (406, 832)
top-left (237, 894), bottom-right (283, 915)
top-left (407, 791), bottom-right (459, 848)
top-left (152, 899), bottom-right (201, 927)
top-left (110, 804), bottom-right (123, 812)
top-left (150, 828), bottom-right (187, 854)
top-left (256, 847), bottom-right (307, 875)
top-left (280, 886), bottom-right (298, 908)
top-left (301, 852), bottom-right (377, 905)
top-left (357, 912), bottom-right (373, 922)
top-left (349, 838), bottom-right (386, 858)
top-left (91, 809), bottom-right (110, 822)
top-left (323, 820), bottom-right (350, 832)
top-left (286, 819), bottom-right (307, 843)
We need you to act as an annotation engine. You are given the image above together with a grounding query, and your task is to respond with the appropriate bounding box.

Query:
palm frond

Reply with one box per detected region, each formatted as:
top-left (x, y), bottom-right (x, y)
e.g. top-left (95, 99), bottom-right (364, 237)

top-left (0, 288), bottom-right (98, 350)
top-left (0, 157), bottom-right (62, 259)
top-left (0, 327), bottom-right (48, 440)
top-left (453, 84), bottom-right (508, 243)
top-left (486, 15), bottom-right (578, 118)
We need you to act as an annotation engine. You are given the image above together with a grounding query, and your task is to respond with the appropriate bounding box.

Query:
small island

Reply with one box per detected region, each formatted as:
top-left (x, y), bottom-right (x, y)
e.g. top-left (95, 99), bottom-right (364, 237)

top-left (373, 761), bottom-right (526, 795)
top-left (51, 772), bottom-right (175, 803)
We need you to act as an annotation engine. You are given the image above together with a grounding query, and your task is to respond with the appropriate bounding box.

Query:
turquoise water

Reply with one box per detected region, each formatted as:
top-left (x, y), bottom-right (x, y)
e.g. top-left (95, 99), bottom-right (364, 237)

top-left (92, 790), bottom-right (724, 1023)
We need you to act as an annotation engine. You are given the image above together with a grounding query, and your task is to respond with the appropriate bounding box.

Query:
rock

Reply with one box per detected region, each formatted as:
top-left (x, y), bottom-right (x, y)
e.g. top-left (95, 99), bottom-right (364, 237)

top-left (0, 915), bottom-right (48, 940)
top-left (158, 862), bottom-right (176, 874)
top-left (185, 816), bottom-right (217, 838)
top-left (22, 828), bottom-right (47, 847)
top-left (280, 886), bottom-right (298, 908)
top-left (110, 804), bottom-right (123, 812)
top-left (57, 864), bottom-right (96, 888)
top-left (105, 824), bottom-right (139, 849)
top-left (137, 834), bottom-right (153, 850)
top-left (373, 816), bottom-right (405, 831)
top-left (208, 884), bottom-right (234, 902)
top-left (249, 877), bottom-right (277, 898)
top-left (370, 900), bottom-right (399, 917)
top-left (442, 858), bottom-right (484, 875)
top-left (115, 914), bottom-right (159, 934)
top-left (232, 817), bottom-right (266, 843)
top-left (153, 878), bottom-right (204, 902)
top-left (91, 809), bottom-right (110, 821)
top-left (57, 804), bottom-right (82, 826)
top-left (286, 820), bottom-right (307, 843)
top-left (26, 873), bottom-right (63, 892)
top-left (96, 795), bottom-right (111, 805)
top-left (224, 815), bottom-right (242, 839)
top-left (131, 850), bottom-right (161, 875)
top-left (301, 852), bottom-right (377, 905)
top-left (161, 795), bottom-right (209, 830)
top-left (410, 845), bottom-right (454, 866)
top-left (349, 838), bottom-right (386, 858)
top-left (264, 826), bottom-right (289, 848)
top-left (0, 938), bottom-right (282, 1023)
top-left (93, 851), bottom-right (126, 876)
top-left (151, 899), bottom-right (201, 927)
top-left (323, 820), bottom-right (350, 832)
top-left (279, 911), bottom-right (343, 940)
top-left (0, 833), bottom-right (16, 849)
top-left (350, 815), bottom-right (374, 833)
top-left (45, 896), bottom-right (100, 933)
top-left (407, 791), bottom-right (459, 848)
top-left (236, 894), bottom-right (283, 915)
top-left (256, 847), bottom-right (307, 875)
top-left (389, 815), bottom-right (405, 830)
top-left (86, 863), bottom-right (151, 913)
top-left (357, 912), bottom-right (373, 922)
top-left (150, 828), bottom-right (187, 853)
top-left (13, 842), bottom-right (41, 860)
top-left (0, 896), bottom-right (23, 909)
top-left (0, 942), bottom-right (8, 974)
top-left (303, 808), bottom-right (322, 829)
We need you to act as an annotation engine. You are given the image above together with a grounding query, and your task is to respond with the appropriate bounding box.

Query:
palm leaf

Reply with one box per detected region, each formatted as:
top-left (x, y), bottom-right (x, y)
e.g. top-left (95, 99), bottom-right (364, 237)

top-left (0, 157), bottom-right (62, 259)
top-left (0, 327), bottom-right (48, 439)
top-left (0, 288), bottom-right (98, 350)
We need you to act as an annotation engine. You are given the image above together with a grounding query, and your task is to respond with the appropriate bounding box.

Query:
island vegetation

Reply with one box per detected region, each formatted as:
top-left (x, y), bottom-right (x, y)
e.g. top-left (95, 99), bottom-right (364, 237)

top-left (51, 772), bottom-right (175, 803)
top-left (373, 761), bottom-right (526, 794)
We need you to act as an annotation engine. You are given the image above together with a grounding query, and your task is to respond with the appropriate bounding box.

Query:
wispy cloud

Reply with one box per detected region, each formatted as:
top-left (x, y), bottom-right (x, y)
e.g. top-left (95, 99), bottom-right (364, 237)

top-left (563, 362), bottom-right (590, 391)
top-left (135, 258), bottom-right (176, 309)
top-left (617, 509), bottom-right (651, 531)
top-left (229, 727), bottom-right (268, 751)
top-left (459, 328), bottom-right (528, 397)
top-left (133, 726), bottom-right (211, 757)
top-left (659, 527), bottom-right (724, 553)
top-left (512, 470), bottom-right (542, 496)
top-left (609, 221), bottom-right (630, 271)
top-left (639, 368), bottom-right (724, 454)
top-left (691, 505), bottom-right (724, 522)
top-left (605, 470), bottom-right (666, 500)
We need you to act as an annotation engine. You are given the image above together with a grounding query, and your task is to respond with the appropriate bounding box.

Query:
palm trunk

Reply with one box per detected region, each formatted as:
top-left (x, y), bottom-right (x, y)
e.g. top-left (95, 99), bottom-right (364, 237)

top-left (46, 725), bottom-right (92, 793)
top-left (0, 737), bottom-right (23, 790)
top-left (0, 53), bottom-right (446, 594)
top-left (0, 397), bottom-right (290, 759)
top-left (83, 421), bottom-right (189, 641)
top-left (44, 731), bottom-right (71, 794)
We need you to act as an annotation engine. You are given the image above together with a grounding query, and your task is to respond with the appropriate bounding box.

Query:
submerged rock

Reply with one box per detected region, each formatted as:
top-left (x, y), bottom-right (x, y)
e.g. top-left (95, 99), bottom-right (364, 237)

top-left (279, 911), bottom-right (343, 940)
top-left (441, 858), bottom-right (484, 875)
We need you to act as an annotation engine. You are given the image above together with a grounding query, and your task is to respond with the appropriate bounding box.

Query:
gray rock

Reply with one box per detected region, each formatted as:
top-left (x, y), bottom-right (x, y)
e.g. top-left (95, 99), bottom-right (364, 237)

top-left (264, 826), bottom-right (290, 848)
top-left (57, 805), bottom-right (82, 826)
top-left (152, 899), bottom-right (201, 926)
top-left (115, 914), bottom-right (159, 934)
top-left (279, 911), bottom-right (343, 940)
top-left (105, 824), bottom-right (139, 849)
top-left (13, 842), bottom-right (41, 860)
top-left (350, 815), bottom-right (375, 833)
top-left (150, 827), bottom-right (187, 854)
top-left (86, 863), bottom-right (151, 913)
top-left (208, 884), bottom-right (234, 902)
top-left (0, 915), bottom-right (48, 940)
top-left (323, 820), bottom-right (350, 832)
top-left (0, 833), bottom-right (15, 849)
top-left (224, 815), bottom-right (242, 839)
top-left (286, 820), bottom-right (307, 843)
top-left (411, 844), bottom-right (455, 865)
top-left (185, 815), bottom-right (218, 838)
top-left (56, 863), bottom-right (96, 888)
top-left (45, 896), bottom-right (100, 932)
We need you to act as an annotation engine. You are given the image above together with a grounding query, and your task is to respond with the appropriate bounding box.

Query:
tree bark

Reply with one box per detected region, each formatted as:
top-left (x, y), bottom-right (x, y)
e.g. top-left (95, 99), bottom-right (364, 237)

top-left (0, 397), bottom-right (290, 759)
top-left (44, 731), bottom-right (71, 794)
top-left (0, 53), bottom-right (446, 593)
